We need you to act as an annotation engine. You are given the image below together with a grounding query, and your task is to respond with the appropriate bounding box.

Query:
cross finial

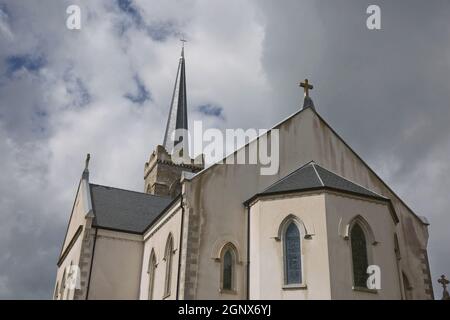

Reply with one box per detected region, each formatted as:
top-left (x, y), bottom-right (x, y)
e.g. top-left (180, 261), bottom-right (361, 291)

top-left (84, 153), bottom-right (90, 171)
top-left (299, 78), bottom-right (314, 97)
top-left (180, 36), bottom-right (187, 58)
top-left (438, 275), bottom-right (449, 288)
top-left (180, 36), bottom-right (187, 48)
top-left (438, 275), bottom-right (450, 300)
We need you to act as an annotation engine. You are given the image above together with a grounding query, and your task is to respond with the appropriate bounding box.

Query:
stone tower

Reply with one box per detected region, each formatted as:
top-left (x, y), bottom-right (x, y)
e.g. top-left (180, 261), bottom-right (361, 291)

top-left (145, 43), bottom-right (204, 197)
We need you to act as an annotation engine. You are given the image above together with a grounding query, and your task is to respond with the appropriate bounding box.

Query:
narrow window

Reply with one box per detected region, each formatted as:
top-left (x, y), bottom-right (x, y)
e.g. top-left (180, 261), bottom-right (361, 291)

top-left (220, 244), bottom-right (237, 292)
top-left (351, 223), bottom-right (369, 287)
top-left (164, 235), bottom-right (174, 297)
top-left (284, 222), bottom-right (302, 285)
top-left (148, 250), bottom-right (157, 300)
top-left (223, 249), bottom-right (233, 291)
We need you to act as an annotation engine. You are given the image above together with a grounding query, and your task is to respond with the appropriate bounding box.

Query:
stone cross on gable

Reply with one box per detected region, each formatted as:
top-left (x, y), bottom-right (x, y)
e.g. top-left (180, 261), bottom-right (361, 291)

top-left (299, 78), bottom-right (313, 97)
top-left (438, 274), bottom-right (450, 300)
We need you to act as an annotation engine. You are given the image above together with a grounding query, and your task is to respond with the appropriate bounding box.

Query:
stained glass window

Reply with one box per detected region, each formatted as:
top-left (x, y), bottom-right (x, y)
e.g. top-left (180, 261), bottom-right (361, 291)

top-left (284, 222), bottom-right (302, 284)
top-left (351, 223), bottom-right (369, 287)
top-left (223, 250), bottom-right (233, 290)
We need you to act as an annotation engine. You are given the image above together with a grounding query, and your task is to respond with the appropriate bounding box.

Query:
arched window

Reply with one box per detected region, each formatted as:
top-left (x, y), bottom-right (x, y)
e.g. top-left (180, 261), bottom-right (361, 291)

top-left (220, 244), bottom-right (237, 292)
top-left (148, 249), bottom-right (157, 300)
top-left (351, 223), bottom-right (369, 287)
top-left (283, 221), bottom-right (302, 285)
top-left (163, 234), bottom-right (174, 297)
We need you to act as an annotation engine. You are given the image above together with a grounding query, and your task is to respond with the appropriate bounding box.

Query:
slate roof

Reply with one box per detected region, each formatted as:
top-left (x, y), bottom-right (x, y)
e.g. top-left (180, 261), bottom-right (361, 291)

top-left (90, 184), bottom-right (173, 234)
top-left (247, 161), bottom-right (387, 204)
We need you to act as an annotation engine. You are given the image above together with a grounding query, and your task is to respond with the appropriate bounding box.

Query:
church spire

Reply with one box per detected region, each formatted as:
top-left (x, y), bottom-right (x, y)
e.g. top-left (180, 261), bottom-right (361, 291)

top-left (163, 40), bottom-right (189, 155)
top-left (144, 40), bottom-right (203, 196)
top-left (299, 78), bottom-right (315, 110)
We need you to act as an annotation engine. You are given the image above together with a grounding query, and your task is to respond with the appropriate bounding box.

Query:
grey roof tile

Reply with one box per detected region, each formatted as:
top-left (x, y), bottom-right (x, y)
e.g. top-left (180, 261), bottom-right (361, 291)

top-left (259, 161), bottom-right (385, 200)
top-left (263, 163), bottom-right (323, 194)
top-left (90, 184), bottom-right (173, 234)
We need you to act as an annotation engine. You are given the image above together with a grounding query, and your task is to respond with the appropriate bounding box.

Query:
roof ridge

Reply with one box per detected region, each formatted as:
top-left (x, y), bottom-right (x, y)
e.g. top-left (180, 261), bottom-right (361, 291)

top-left (311, 163), bottom-right (325, 186)
top-left (312, 164), bottom-right (386, 198)
top-left (89, 183), bottom-right (172, 199)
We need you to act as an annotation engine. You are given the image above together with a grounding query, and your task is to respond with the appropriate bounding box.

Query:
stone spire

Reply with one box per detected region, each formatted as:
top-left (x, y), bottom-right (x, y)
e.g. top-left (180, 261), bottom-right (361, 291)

top-left (163, 40), bottom-right (189, 155)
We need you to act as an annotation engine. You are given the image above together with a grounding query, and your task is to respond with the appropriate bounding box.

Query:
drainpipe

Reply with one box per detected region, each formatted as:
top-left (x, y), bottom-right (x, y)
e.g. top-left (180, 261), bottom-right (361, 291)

top-left (176, 193), bottom-right (185, 300)
top-left (246, 204), bottom-right (251, 300)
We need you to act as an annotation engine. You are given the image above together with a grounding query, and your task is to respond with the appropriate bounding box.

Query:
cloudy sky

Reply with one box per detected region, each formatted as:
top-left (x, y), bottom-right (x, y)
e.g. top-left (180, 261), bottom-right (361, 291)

top-left (0, 0), bottom-right (449, 299)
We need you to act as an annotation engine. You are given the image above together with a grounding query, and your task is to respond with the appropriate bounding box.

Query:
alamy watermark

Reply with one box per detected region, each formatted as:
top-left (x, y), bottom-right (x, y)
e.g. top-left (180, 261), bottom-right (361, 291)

top-left (66, 5), bottom-right (81, 30)
top-left (169, 121), bottom-right (280, 176)
top-left (66, 5), bottom-right (382, 32)
top-left (367, 265), bottom-right (381, 290)
top-left (366, 5), bottom-right (381, 30)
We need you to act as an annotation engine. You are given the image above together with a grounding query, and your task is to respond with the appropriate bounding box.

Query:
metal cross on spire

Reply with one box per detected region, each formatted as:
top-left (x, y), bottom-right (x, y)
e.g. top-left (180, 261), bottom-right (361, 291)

top-left (180, 35), bottom-right (187, 58)
top-left (299, 78), bottom-right (313, 97)
top-left (180, 37), bottom-right (187, 47)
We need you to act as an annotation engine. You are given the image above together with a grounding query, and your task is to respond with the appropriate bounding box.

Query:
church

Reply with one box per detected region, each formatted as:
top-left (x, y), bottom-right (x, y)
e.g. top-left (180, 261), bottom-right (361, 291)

top-left (53, 45), bottom-right (433, 300)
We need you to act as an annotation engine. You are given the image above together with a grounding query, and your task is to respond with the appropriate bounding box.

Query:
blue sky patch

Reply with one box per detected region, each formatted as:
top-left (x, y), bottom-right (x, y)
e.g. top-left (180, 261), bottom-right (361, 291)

top-left (0, 3), bottom-right (10, 19)
top-left (70, 78), bottom-right (91, 107)
top-left (125, 75), bottom-right (151, 105)
top-left (146, 21), bottom-right (176, 42)
top-left (117, 0), bottom-right (142, 25)
top-left (197, 104), bottom-right (225, 119)
top-left (116, 0), bottom-right (176, 42)
top-left (6, 54), bottom-right (46, 75)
